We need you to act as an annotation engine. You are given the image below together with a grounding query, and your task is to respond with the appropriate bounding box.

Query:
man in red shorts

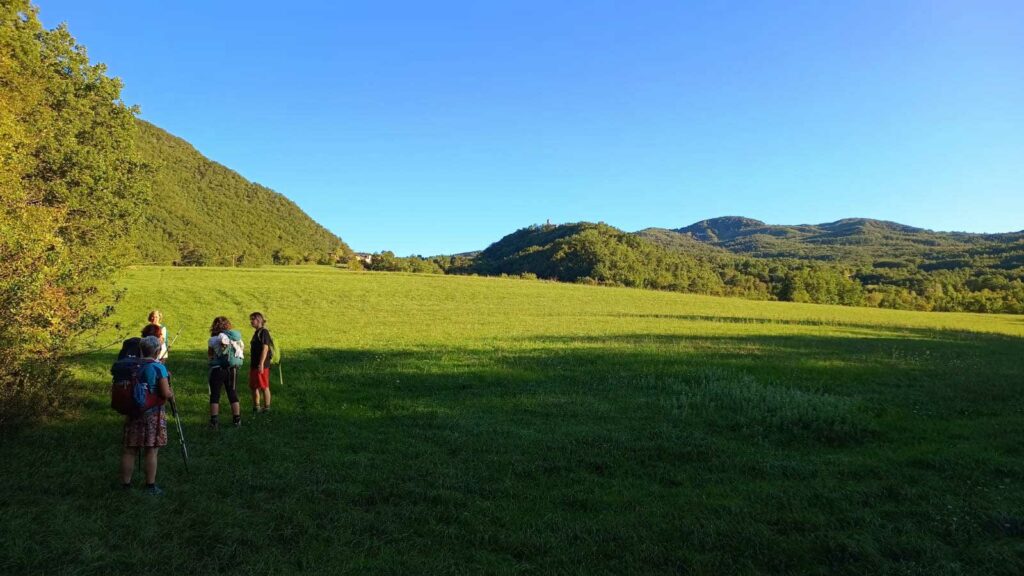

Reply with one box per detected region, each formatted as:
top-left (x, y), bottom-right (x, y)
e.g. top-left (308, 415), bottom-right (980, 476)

top-left (248, 312), bottom-right (275, 414)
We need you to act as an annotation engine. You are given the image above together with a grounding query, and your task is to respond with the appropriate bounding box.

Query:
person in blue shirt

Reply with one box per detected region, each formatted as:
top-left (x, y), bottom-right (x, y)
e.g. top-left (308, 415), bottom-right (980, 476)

top-left (119, 336), bottom-right (173, 495)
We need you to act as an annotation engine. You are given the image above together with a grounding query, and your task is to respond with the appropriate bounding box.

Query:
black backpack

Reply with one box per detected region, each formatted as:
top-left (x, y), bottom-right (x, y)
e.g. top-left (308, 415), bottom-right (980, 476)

top-left (258, 328), bottom-right (275, 362)
top-left (117, 337), bottom-right (142, 360)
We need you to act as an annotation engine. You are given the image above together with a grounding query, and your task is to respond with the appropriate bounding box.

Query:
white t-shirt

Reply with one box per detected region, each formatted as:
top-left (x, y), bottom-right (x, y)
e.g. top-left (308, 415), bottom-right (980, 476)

top-left (158, 324), bottom-right (169, 360)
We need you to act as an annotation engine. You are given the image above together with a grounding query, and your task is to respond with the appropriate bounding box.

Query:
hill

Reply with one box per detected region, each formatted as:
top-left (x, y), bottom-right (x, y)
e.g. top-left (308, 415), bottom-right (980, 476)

top-left (653, 216), bottom-right (1024, 265)
top-left (673, 215), bottom-right (770, 242)
top-left (473, 222), bottom-right (742, 294)
top-left (631, 227), bottom-right (732, 257)
top-left (133, 120), bottom-right (351, 265)
top-left (470, 221), bottom-right (1024, 313)
top-left (5, 266), bottom-right (1023, 574)
top-left (644, 217), bottom-right (1024, 312)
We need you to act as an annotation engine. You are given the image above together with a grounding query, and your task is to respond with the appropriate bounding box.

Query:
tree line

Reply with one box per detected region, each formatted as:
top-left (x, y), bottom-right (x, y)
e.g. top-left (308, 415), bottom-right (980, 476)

top-left (359, 222), bottom-right (1024, 314)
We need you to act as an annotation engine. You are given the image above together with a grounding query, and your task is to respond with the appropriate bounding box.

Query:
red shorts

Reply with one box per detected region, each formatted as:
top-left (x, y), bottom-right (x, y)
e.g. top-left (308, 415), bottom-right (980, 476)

top-left (248, 367), bottom-right (271, 391)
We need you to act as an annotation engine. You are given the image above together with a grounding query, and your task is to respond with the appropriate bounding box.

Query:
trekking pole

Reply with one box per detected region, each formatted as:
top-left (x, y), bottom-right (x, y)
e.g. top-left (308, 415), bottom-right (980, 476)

top-left (168, 329), bottom-right (183, 350)
top-left (65, 334), bottom-right (130, 359)
top-left (278, 347), bottom-right (284, 389)
top-left (162, 328), bottom-right (182, 363)
top-left (168, 397), bottom-right (190, 473)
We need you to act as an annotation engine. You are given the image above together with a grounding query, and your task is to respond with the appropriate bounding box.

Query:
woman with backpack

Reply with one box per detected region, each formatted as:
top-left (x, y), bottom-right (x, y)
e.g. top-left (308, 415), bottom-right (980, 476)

top-left (248, 312), bottom-right (276, 414)
top-left (120, 336), bottom-right (173, 495)
top-left (207, 316), bottom-right (244, 429)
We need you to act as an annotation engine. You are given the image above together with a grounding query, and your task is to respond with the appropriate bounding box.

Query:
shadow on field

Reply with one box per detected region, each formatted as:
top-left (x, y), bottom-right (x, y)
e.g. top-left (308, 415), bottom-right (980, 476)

top-left (617, 313), bottom-right (1024, 342)
top-left (3, 326), bottom-right (1024, 574)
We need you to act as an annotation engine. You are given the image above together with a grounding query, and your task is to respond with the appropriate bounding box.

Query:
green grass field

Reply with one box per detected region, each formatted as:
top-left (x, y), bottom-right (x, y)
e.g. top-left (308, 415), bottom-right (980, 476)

top-left (3, 266), bottom-right (1023, 575)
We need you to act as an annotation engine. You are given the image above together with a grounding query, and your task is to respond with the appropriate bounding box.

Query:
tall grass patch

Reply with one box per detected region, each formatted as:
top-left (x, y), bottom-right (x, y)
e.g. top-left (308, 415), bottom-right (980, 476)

top-left (664, 369), bottom-right (872, 445)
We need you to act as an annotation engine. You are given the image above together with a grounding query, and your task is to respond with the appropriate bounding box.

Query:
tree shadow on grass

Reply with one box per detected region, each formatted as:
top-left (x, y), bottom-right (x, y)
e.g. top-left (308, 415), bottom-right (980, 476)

top-left (615, 313), bottom-right (1024, 342)
top-left (2, 331), bottom-right (1023, 575)
top-left (522, 328), bottom-right (1022, 396)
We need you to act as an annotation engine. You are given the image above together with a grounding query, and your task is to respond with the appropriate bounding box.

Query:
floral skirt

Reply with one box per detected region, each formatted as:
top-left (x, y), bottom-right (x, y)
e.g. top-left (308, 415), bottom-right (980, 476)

top-left (123, 409), bottom-right (168, 448)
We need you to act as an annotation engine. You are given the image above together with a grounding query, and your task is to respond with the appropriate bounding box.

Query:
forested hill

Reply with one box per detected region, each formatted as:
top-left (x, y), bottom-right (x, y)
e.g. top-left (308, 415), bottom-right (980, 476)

top-left (133, 120), bottom-right (351, 266)
top-left (639, 216), bottom-right (1024, 265)
top-left (467, 220), bottom-right (1024, 313)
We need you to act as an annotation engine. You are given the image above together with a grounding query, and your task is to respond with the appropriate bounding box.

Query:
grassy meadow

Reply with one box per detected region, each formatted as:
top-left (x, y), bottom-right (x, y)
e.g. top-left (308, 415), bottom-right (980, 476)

top-left (2, 266), bottom-right (1023, 575)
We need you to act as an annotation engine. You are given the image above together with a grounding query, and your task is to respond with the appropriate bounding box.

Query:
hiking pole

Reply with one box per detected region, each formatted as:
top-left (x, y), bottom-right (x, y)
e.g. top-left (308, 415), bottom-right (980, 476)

top-left (65, 334), bottom-right (130, 359)
top-left (163, 329), bottom-right (182, 363)
top-left (168, 329), bottom-right (183, 350)
top-left (168, 397), bottom-right (190, 473)
top-left (277, 346), bottom-right (284, 389)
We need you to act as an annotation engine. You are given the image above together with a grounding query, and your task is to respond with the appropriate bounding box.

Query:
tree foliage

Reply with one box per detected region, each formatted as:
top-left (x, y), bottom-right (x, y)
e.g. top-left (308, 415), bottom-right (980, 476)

top-left (641, 218), bottom-right (1024, 313)
top-left (473, 223), bottom-right (742, 295)
top-left (0, 1), bottom-right (147, 426)
top-left (470, 222), bottom-right (1024, 313)
top-left (133, 120), bottom-right (351, 266)
top-left (365, 251), bottom-right (444, 274)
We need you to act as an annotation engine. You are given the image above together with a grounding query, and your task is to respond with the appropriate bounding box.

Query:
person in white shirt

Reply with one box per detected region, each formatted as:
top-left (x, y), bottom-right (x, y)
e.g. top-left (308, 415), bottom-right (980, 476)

top-left (148, 310), bottom-right (169, 362)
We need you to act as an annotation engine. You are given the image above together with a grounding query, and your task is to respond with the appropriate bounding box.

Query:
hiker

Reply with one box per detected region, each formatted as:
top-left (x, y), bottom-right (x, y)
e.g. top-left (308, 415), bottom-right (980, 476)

top-left (117, 337), bottom-right (142, 360)
top-left (207, 316), bottom-right (244, 429)
top-left (248, 312), bottom-right (276, 415)
top-left (120, 336), bottom-right (173, 495)
top-left (141, 323), bottom-right (166, 362)
top-left (147, 310), bottom-right (169, 362)
top-left (141, 323), bottom-right (162, 341)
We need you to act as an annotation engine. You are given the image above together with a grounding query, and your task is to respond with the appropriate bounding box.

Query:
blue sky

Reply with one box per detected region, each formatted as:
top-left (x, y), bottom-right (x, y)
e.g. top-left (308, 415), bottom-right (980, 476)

top-left (40, 1), bottom-right (1024, 254)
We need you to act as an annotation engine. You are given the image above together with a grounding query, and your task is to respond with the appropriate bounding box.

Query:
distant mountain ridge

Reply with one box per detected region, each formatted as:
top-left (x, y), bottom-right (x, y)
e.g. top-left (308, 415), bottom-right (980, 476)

top-left (467, 217), bottom-right (1024, 313)
top-left (674, 216), bottom-right (770, 242)
top-left (675, 216), bottom-right (931, 241)
top-left (638, 216), bottom-right (1023, 266)
top-left (134, 120), bottom-right (350, 265)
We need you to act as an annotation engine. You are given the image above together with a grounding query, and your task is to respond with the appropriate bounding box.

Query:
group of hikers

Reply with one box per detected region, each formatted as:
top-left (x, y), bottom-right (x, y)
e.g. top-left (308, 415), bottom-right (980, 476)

top-left (112, 310), bottom-right (276, 495)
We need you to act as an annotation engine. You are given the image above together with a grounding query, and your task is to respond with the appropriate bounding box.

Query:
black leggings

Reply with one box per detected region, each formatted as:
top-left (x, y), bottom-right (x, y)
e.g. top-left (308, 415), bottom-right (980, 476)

top-left (209, 367), bottom-right (239, 404)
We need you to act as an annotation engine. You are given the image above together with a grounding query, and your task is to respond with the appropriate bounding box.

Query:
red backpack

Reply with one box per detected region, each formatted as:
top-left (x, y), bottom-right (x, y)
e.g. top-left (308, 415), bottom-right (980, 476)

top-left (110, 358), bottom-right (166, 416)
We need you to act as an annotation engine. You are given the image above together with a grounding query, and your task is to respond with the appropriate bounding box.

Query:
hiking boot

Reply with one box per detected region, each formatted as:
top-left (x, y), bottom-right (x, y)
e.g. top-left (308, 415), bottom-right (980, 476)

top-left (144, 484), bottom-right (164, 496)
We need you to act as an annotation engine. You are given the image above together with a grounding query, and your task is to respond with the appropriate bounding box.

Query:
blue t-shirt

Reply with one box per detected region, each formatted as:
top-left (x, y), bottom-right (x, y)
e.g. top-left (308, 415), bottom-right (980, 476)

top-left (140, 361), bottom-right (169, 413)
top-left (141, 361), bottom-right (169, 392)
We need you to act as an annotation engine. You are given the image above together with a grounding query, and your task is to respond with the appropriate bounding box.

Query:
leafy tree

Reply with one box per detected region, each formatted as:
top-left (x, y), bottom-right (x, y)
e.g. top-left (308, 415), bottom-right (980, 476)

top-left (363, 252), bottom-right (444, 274)
top-left (176, 242), bottom-right (209, 266)
top-left (366, 251), bottom-right (405, 272)
top-left (0, 1), bottom-right (146, 426)
top-left (272, 247), bottom-right (302, 265)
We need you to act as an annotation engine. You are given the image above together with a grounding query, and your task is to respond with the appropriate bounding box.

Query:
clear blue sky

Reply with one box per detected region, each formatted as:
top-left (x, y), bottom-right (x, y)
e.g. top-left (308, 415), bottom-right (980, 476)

top-left (40, 1), bottom-right (1024, 254)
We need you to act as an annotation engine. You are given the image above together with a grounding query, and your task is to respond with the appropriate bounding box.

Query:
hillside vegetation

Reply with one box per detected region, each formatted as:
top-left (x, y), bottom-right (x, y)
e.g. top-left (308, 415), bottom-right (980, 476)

top-left (464, 220), bottom-right (1024, 313)
top-left (648, 217), bottom-right (1024, 312)
top-left (134, 120), bottom-right (351, 266)
top-left (659, 216), bottom-right (1024, 265)
top-left (3, 267), bottom-right (1022, 574)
